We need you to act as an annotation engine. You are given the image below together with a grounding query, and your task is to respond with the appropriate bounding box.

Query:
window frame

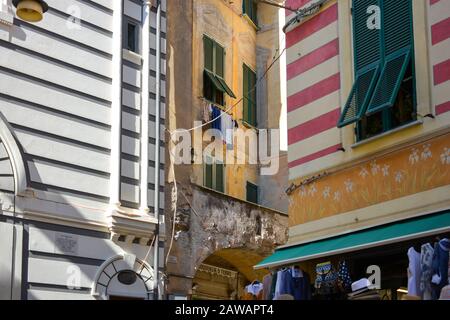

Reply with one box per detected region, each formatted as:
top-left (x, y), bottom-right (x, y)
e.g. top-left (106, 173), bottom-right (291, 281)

top-left (242, 0), bottom-right (258, 26)
top-left (246, 181), bottom-right (258, 204)
top-left (203, 156), bottom-right (225, 193)
top-left (203, 35), bottom-right (236, 106)
top-left (243, 63), bottom-right (257, 127)
top-left (344, 0), bottom-right (417, 142)
top-left (123, 17), bottom-right (140, 54)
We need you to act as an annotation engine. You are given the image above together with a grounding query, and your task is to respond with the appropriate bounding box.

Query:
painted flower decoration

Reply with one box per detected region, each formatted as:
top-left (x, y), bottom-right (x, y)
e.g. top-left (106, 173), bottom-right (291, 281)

top-left (382, 164), bottom-right (390, 177)
top-left (299, 185), bottom-right (307, 197)
top-left (333, 191), bottom-right (341, 202)
top-left (395, 171), bottom-right (404, 183)
top-left (441, 147), bottom-right (450, 165)
top-left (370, 161), bottom-right (380, 175)
top-left (421, 144), bottom-right (432, 160)
top-left (409, 148), bottom-right (420, 165)
top-left (323, 187), bottom-right (331, 199)
top-left (344, 179), bottom-right (354, 193)
top-left (359, 167), bottom-right (369, 178)
top-left (308, 184), bottom-right (318, 196)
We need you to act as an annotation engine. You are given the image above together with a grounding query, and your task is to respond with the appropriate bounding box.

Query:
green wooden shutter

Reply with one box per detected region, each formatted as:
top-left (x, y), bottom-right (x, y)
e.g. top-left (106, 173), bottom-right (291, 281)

top-left (215, 43), bottom-right (224, 78)
top-left (204, 36), bottom-right (214, 72)
top-left (243, 64), bottom-right (257, 126)
top-left (366, 0), bottom-right (413, 115)
top-left (243, 65), bottom-right (250, 123)
top-left (215, 162), bottom-right (224, 193)
top-left (251, 0), bottom-right (258, 25)
top-left (337, 0), bottom-right (382, 128)
top-left (204, 157), bottom-right (213, 189)
top-left (246, 182), bottom-right (258, 204)
top-left (250, 69), bottom-right (257, 126)
top-left (243, 0), bottom-right (250, 16)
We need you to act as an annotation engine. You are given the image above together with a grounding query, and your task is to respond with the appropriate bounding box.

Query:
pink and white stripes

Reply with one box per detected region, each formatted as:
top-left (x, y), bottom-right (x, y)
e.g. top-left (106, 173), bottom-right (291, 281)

top-left (286, 1), bottom-right (342, 173)
top-left (429, 0), bottom-right (450, 115)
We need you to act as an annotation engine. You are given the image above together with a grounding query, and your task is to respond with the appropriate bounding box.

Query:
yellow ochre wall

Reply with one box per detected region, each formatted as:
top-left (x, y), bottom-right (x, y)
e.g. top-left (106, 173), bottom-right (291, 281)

top-left (191, 0), bottom-right (283, 203)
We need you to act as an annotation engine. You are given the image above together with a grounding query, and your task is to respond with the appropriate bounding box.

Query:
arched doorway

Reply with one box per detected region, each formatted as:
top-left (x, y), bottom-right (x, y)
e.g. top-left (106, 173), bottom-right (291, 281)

top-left (192, 248), bottom-right (269, 300)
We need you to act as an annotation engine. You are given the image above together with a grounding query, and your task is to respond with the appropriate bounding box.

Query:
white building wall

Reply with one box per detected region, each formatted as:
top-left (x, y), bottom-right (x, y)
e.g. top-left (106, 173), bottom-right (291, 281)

top-left (0, 0), bottom-right (167, 300)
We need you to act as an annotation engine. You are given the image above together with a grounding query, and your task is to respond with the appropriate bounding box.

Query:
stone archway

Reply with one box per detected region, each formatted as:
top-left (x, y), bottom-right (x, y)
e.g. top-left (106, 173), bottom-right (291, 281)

top-left (165, 185), bottom-right (288, 298)
top-left (191, 248), bottom-right (270, 300)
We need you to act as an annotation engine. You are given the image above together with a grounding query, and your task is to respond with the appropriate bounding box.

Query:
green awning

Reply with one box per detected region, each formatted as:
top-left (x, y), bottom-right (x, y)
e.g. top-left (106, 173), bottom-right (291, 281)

top-left (216, 76), bottom-right (237, 99)
top-left (204, 70), bottom-right (236, 99)
top-left (255, 211), bottom-right (450, 270)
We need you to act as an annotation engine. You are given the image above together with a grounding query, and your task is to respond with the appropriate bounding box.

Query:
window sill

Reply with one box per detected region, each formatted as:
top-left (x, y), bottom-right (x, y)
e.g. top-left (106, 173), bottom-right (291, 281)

top-left (122, 49), bottom-right (142, 66)
top-left (242, 14), bottom-right (259, 31)
top-left (351, 119), bottom-right (424, 149)
top-left (241, 119), bottom-right (258, 131)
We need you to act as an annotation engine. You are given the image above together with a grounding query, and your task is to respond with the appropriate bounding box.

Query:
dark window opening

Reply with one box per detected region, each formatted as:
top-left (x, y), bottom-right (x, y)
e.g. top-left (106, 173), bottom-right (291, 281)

top-left (243, 0), bottom-right (258, 26)
top-left (246, 182), bottom-right (258, 204)
top-left (204, 73), bottom-right (225, 106)
top-left (123, 19), bottom-right (140, 53)
top-left (357, 61), bottom-right (416, 141)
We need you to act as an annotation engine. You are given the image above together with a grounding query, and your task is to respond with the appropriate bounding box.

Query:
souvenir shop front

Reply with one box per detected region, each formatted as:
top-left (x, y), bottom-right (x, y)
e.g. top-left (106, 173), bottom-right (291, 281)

top-left (253, 211), bottom-right (450, 301)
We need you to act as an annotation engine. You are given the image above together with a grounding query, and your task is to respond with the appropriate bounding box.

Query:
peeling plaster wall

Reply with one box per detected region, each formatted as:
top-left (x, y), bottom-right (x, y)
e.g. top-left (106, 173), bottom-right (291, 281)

top-left (166, 185), bottom-right (288, 295)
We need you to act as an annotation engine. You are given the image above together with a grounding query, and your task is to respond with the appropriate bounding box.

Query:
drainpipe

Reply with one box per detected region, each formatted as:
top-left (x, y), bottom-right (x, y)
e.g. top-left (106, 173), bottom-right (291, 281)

top-left (109, 0), bottom-right (123, 213)
top-left (153, 0), bottom-right (162, 300)
top-left (140, 0), bottom-right (151, 216)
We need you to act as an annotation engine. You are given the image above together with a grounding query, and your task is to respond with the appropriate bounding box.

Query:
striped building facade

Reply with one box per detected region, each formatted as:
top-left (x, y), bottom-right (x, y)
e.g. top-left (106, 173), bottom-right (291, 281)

top-left (285, 0), bottom-right (450, 243)
top-left (0, 0), bottom-right (167, 300)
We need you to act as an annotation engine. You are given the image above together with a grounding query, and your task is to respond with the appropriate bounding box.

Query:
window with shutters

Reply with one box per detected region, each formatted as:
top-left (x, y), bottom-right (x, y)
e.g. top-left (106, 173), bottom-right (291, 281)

top-left (243, 64), bottom-right (257, 127)
top-left (203, 36), bottom-right (236, 107)
top-left (204, 156), bottom-right (225, 193)
top-left (243, 0), bottom-right (258, 26)
top-left (246, 182), bottom-right (258, 204)
top-left (338, 0), bottom-right (416, 141)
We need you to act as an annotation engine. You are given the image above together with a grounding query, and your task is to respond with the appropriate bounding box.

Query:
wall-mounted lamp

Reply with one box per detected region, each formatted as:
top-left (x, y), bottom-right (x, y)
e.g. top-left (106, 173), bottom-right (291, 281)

top-left (12, 0), bottom-right (48, 23)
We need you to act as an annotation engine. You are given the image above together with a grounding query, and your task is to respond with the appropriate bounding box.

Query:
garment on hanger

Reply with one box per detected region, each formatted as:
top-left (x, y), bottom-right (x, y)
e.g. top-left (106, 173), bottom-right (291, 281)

top-left (291, 268), bottom-right (312, 300)
top-left (420, 243), bottom-right (435, 300)
top-left (407, 246), bottom-right (422, 297)
top-left (274, 270), bottom-right (283, 299)
top-left (246, 281), bottom-right (264, 297)
top-left (220, 111), bottom-right (234, 149)
top-left (211, 106), bottom-right (221, 131)
top-left (262, 273), bottom-right (273, 300)
top-left (291, 266), bottom-right (303, 278)
top-left (274, 268), bottom-right (293, 299)
top-left (431, 238), bottom-right (450, 300)
top-left (269, 271), bottom-right (277, 300)
top-left (337, 260), bottom-right (352, 293)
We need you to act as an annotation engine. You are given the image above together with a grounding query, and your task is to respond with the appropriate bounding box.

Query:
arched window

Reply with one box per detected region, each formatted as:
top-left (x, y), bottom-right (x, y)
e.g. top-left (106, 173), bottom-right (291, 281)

top-left (92, 255), bottom-right (155, 300)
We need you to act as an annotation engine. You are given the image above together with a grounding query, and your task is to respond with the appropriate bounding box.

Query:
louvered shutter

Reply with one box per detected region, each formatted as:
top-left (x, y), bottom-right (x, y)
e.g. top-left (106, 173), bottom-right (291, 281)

top-left (215, 162), bottom-right (224, 193)
top-left (337, 0), bottom-right (382, 128)
top-left (204, 157), bottom-right (213, 189)
top-left (204, 36), bottom-right (214, 72)
top-left (366, 0), bottom-right (413, 114)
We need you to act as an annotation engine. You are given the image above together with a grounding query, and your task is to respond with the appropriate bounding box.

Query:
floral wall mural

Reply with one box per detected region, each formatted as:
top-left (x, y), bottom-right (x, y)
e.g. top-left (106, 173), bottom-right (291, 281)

top-left (289, 133), bottom-right (450, 227)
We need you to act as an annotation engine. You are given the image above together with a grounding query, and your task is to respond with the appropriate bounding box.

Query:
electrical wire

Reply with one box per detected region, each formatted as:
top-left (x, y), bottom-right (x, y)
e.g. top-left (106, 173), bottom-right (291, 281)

top-left (163, 38), bottom-right (288, 267)
top-left (168, 44), bottom-right (287, 138)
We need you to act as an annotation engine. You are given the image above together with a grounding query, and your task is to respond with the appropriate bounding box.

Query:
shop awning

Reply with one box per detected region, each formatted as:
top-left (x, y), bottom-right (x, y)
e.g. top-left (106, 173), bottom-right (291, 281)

top-left (255, 211), bottom-right (450, 270)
